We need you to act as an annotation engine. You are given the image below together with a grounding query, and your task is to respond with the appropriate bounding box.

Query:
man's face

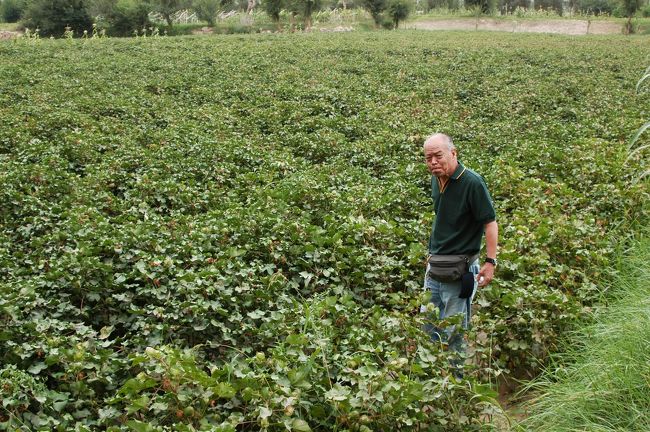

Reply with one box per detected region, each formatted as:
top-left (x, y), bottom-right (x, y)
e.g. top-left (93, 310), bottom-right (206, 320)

top-left (423, 138), bottom-right (457, 178)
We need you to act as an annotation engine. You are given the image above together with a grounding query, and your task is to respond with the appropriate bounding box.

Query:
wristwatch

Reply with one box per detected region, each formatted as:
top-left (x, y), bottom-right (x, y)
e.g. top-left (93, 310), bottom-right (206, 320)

top-left (485, 257), bottom-right (497, 267)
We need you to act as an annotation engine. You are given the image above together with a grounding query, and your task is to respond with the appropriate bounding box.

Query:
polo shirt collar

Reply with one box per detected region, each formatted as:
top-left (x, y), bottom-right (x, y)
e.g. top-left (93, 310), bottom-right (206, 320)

top-left (450, 162), bottom-right (467, 180)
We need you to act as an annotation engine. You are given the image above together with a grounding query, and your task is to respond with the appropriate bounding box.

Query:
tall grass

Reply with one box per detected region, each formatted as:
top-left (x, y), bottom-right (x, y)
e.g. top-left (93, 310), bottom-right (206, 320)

top-left (520, 234), bottom-right (650, 431)
top-left (627, 65), bottom-right (650, 183)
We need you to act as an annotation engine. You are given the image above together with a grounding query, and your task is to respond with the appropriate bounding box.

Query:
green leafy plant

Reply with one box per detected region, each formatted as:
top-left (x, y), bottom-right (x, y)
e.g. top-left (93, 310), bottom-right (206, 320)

top-left (0, 31), bottom-right (647, 430)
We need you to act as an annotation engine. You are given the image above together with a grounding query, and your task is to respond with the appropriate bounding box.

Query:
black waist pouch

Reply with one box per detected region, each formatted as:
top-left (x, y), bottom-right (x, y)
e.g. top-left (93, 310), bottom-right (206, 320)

top-left (426, 253), bottom-right (478, 283)
top-left (459, 272), bottom-right (475, 299)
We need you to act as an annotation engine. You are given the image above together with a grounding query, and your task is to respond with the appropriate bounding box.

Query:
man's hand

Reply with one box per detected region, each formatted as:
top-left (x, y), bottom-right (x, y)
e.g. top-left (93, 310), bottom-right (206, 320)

top-left (476, 263), bottom-right (495, 287)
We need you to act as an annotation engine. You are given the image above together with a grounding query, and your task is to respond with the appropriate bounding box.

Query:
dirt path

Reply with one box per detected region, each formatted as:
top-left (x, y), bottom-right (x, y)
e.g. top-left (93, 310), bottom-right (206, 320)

top-left (407, 18), bottom-right (623, 35)
top-left (0, 30), bottom-right (21, 40)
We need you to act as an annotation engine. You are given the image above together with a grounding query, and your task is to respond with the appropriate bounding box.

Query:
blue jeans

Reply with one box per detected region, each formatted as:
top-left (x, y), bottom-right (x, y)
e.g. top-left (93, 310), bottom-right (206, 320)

top-left (422, 259), bottom-right (479, 354)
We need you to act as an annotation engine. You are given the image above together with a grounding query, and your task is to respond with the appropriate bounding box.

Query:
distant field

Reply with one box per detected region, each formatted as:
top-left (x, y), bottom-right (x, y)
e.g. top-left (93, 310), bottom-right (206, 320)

top-left (408, 16), bottom-right (650, 34)
top-left (0, 32), bottom-right (647, 430)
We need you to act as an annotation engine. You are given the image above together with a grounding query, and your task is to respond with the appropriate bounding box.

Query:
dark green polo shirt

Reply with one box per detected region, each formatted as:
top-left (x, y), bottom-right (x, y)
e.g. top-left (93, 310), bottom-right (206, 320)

top-left (428, 162), bottom-right (496, 256)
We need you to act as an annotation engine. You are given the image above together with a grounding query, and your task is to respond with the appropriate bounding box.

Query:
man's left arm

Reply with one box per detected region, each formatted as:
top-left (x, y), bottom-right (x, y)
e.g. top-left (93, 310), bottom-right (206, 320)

top-left (477, 220), bottom-right (498, 287)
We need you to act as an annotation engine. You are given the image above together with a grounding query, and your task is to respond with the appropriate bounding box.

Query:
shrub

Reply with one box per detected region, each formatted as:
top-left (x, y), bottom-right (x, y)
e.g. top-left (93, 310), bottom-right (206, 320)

top-left (465, 0), bottom-right (499, 14)
top-left (621, 0), bottom-right (643, 16)
top-left (381, 14), bottom-right (393, 27)
top-left (21, 0), bottom-right (93, 37)
top-left (165, 22), bottom-right (206, 34)
top-left (386, 0), bottom-right (411, 28)
top-left (621, 0), bottom-right (643, 32)
top-left (262, 0), bottom-right (283, 29)
top-left (287, 0), bottom-right (322, 30)
top-left (362, 0), bottom-right (386, 26)
top-left (1, 0), bottom-right (26, 22)
top-left (104, 0), bottom-right (151, 36)
top-left (641, 3), bottom-right (650, 16)
top-left (577, 0), bottom-right (614, 15)
top-left (534, 0), bottom-right (564, 14)
top-left (192, 0), bottom-right (222, 26)
top-left (151, 0), bottom-right (183, 28)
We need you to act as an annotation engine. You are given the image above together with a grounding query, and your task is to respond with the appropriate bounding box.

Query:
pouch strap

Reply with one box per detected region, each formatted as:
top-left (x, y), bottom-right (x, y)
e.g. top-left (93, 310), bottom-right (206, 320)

top-left (427, 253), bottom-right (480, 262)
top-left (467, 253), bottom-right (479, 264)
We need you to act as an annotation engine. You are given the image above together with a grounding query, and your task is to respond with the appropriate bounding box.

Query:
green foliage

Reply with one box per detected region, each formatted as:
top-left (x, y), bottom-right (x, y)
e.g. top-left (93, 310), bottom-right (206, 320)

top-left (521, 235), bottom-right (650, 431)
top-left (627, 66), bottom-right (650, 183)
top-left (0, 0), bottom-right (25, 22)
top-left (0, 365), bottom-right (70, 429)
top-left (429, 0), bottom-right (465, 10)
top-left (362, 0), bottom-right (386, 25)
top-left (618, 0), bottom-right (644, 32)
top-left (164, 22), bottom-right (207, 35)
top-left (465, 0), bottom-right (499, 14)
top-left (642, 3), bottom-right (650, 17)
top-left (102, 0), bottom-right (152, 37)
top-left (262, 0), bottom-right (283, 27)
top-left (151, 0), bottom-right (185, 27)
top-left (103, 295), bottom-right (496, 430)
top-left (0, 31), bottom-right (648, 429)
top-left (621, 0), bottom-right (643, 16)
top-left (386, 0), bottom-right (412, 27)
top-left (576, 0), bottom-right (614, 15)
top-left (20, 0), bottom-right (93, 37)
top-left (192, 0), bottom-right (223, 26)
top-left (287, 0), bottom-right (323, 29)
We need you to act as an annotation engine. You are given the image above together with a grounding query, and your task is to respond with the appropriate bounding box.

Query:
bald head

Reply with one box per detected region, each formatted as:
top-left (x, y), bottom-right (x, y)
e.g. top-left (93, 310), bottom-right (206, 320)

top-left (424, 133), bottom-right (455, 152)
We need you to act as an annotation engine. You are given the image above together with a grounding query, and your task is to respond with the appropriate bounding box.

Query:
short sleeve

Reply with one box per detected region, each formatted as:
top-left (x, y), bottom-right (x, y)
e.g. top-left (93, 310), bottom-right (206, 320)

top-left (469, 176), bottom-right (496, 225)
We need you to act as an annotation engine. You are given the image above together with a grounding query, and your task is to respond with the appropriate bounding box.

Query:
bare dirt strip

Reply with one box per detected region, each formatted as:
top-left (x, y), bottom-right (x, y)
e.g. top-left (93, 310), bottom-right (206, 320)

top-left (0, 30), bottom-right (21, 39)
top-left (407, 18), bottom-right (623, 35)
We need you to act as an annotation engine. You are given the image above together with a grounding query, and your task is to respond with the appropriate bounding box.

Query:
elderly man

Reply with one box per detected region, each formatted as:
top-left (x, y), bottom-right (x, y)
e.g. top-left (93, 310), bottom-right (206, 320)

top-left (422, 133), bottom-right (498, 369)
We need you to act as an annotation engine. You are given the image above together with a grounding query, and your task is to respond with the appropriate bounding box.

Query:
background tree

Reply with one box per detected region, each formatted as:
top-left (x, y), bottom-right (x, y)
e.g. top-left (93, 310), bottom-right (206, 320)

top-left (262, 0), bottom-right (283, 29)
top-left (362, 0), bottom-right (386, 27)
top-left (103, 0), bottom-right (151, 35)
top-left (465, 0), bottom-right (498, 13)
top-left (297, 0), bottom-right (321, 29)
top-left (151, 0), bottom-right (184, 28)
top-left (386, 0), bottom-right (411, 28)
top-left (285, 0), bottom-right (320, 30)
top-left (87, 0), bottom-right (116, 16)
top-left (621, 0), bottom-right (643, 33)
top-left (574, 0), bottom-right (614, 15)
top-left (192, 0), bottom-right (223, 26)
top-left (0, 0), bottom-right (26, 22)
top-left (21, 0), bottom-right (93, 36)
